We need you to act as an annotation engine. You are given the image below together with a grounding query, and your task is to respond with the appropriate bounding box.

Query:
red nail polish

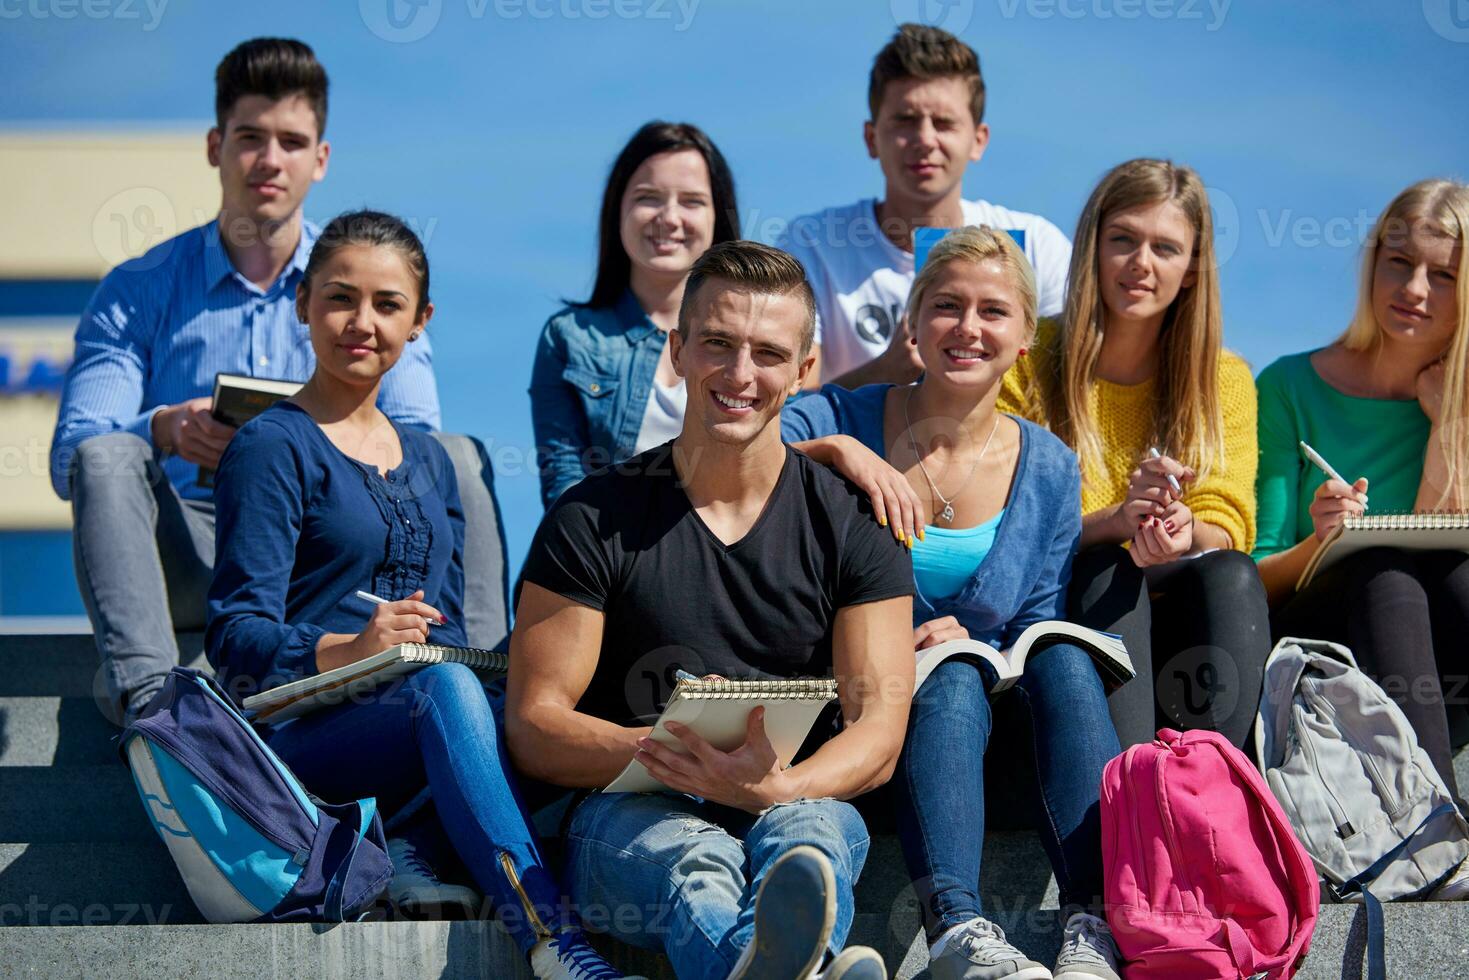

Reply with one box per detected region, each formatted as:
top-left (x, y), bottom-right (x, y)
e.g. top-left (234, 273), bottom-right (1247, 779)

top-left (1165, 522), bottom-right (1175, 531)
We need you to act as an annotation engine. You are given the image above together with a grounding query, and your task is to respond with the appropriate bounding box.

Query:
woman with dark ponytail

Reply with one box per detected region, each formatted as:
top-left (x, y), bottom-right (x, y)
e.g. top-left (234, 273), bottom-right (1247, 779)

top-left (208, 211), bottom-right (627, 980)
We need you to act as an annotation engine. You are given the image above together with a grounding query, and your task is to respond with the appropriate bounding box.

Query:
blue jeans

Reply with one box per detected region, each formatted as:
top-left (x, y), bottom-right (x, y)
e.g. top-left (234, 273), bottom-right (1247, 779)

top-left (565, 792), bottom-right (870, 979)
top-left (896, 644), bottom-right (1121, 936)
top-left (265, 662), bottom-right (569, 954)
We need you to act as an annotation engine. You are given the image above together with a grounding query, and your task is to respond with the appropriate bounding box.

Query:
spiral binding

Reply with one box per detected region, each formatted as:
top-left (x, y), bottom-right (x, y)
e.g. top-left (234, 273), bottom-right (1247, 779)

top-left (401, 643), bottom-right (510, 672)
top-left (674, 677), bottom-right (839, 700)
top-left (1343, 511), bottom-right (1469, 531)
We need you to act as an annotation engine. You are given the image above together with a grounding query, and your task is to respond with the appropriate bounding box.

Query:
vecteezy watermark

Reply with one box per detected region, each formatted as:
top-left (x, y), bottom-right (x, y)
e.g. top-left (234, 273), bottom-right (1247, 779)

top-left (890, 0), bottom-right (975, 34)
top-left (0, 0), bottom-right (167, 30)
top-left (1422, 0), bottom-right (1469, 42)
top-left (359, 0), bottom-right (700, 43)
top-left (92, 187), bottom-right (178, 271)
top-left (994, 0), bottom-right (1231, 31)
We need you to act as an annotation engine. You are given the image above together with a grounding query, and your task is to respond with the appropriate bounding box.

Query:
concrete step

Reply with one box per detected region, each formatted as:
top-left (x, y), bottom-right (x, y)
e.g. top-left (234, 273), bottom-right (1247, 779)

top-left (0, 766), bottom-right (156, 844)
top-left (1, 904), bottom-right (1465, 979)
top-left (0, 842), bottom-right (197, 926)
top-left (0, 697), bottom-right (121, 766)
top-left (0, 633), bottom-right (207, 698)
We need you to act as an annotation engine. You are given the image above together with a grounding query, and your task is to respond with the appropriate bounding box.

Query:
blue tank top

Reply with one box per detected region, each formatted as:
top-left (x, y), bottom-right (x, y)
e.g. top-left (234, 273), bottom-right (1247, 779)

top-left (910, 509), bottom-right (1007, 602)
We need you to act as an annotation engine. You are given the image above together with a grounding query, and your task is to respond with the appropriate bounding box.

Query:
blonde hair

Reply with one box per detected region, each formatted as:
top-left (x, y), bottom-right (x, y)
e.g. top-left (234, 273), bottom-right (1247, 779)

top-left (907, 224), bottom-right (1038, 339)
top-left (1337, 178), bottom-right (1469, 505)
top-left (1033, 158), bottom-right (1225, 482)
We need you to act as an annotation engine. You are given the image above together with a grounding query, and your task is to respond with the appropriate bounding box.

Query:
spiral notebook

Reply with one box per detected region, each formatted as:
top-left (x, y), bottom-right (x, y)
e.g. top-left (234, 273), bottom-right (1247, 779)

top-left (242, 643), bottom-right (509, 723)
top-left (603, 676), bottom-right (839, 794)
top-left (1297, 512), bottom-right (1469, 589)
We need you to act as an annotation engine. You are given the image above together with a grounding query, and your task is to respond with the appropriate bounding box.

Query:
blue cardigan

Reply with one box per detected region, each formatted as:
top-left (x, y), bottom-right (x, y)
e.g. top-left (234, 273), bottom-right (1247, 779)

top-left (206, 402), bottom-right (467, 697)
top-left (782, 383), bottom-right (1082, 650)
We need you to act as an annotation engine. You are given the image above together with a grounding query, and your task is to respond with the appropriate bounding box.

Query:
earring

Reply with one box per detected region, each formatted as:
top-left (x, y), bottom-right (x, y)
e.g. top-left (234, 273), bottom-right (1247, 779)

top-left (1018, 347), bottom-right (1029, 357)
top-left (409, 331), bottom-right (421, 342)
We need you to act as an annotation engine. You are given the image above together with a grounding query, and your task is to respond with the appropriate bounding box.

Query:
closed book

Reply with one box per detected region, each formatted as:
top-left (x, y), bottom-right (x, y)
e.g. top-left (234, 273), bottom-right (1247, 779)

top-left (196, 373), bottom-right (303, 488)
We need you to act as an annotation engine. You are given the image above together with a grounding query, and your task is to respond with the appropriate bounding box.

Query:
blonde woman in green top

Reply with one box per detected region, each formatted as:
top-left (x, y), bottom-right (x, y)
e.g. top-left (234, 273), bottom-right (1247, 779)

top-left (1254, 178), bottom-right (1469, 796)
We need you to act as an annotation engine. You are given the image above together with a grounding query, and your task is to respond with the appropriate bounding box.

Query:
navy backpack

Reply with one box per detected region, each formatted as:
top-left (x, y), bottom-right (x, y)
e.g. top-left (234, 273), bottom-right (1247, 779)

top-left (121, 667), bottom-right (392, 922)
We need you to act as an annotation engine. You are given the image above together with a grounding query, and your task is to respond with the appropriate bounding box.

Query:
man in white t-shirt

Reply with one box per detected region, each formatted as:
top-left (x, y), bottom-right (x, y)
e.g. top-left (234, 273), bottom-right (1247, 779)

top-left (779, 23), bottom-right (1073, 388)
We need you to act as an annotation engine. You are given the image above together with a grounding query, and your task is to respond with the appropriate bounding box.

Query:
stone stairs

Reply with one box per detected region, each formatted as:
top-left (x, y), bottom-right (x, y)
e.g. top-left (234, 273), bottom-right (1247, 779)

top-left (1, 633), bottom-right (1466, 978)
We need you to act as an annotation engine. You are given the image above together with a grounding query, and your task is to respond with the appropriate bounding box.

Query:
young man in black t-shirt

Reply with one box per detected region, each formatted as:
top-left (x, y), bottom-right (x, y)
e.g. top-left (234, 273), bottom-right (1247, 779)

top-left (507, 242), bottom-right (914, 980)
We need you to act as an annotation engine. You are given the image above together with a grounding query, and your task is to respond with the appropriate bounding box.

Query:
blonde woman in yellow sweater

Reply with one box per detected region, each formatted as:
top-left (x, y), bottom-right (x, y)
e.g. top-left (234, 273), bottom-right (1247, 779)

top-left (999, 158), bottom-right (1269, 749)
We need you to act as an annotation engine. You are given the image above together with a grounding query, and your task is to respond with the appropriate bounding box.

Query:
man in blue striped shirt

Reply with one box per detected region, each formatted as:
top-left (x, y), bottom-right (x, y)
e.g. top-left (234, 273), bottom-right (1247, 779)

top-left (51, 38), bottom-right (441, 726)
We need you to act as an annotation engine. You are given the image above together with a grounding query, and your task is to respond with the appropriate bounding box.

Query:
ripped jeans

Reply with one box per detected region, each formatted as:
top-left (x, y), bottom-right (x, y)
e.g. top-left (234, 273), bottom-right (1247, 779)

top-left (564, 792), bottom-right (869, 979)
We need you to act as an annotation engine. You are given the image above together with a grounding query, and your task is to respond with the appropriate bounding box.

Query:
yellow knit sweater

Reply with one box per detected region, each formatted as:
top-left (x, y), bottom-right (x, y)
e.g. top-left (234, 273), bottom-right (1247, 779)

top-left (998, 320), bottom-right (1259, 552)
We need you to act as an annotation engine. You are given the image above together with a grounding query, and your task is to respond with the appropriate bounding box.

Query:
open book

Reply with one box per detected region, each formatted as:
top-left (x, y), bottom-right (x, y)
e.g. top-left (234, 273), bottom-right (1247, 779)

top-left (1297, 512), bottom-right (1469, 590)
top-left (242, 642), bottom-right (508, 724)
top-left (603, 676), bottom-right (838, 794)
top-left (915, 621), bottom-right (1133, 695)
top-left (196, 373), bottom-right (303, 487)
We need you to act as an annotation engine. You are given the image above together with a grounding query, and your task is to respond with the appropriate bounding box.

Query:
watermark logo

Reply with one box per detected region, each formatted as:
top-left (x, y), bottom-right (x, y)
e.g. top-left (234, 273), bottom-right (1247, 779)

top-left (92, 187), bottom-right (177, 271)
top-left (0, 0), bottom-right (168, 31)
top-left (1423, 0), bottom-right (1469, 41)
top-left (360, 0), bottom-right (443, 43)
top-left (890, 0), bottom-right (975, 34)
top-left (994, 0), bottom-right (1231, 31)
top-left (1206, 184), bottom-right (1240, 268)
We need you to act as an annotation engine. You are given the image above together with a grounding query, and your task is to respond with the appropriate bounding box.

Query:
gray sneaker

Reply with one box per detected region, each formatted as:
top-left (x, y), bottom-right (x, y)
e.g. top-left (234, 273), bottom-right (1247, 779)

top-left (816, 945), bottom-right (888, 979)
top-left (386, 836), bottom-right (480, 918)
top-left (929, 917), bottom-right (1052, 980)
top-left (725, 844), bottom-right (837, 980)
top-left (1051, 912), bottom-right (1120, 980)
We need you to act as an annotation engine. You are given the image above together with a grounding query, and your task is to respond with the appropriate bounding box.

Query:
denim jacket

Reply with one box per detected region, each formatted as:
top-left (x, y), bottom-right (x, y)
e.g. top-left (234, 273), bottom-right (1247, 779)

top-left (781, 383), bottom-right (1083, 649)
top-left (529, 290), bottom-right (667, 508)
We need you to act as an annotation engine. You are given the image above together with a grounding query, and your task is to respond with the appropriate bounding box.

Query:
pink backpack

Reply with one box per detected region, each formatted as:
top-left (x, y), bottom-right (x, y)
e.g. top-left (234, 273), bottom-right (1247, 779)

top-left (1101, 728), bottom-right (1319, 979)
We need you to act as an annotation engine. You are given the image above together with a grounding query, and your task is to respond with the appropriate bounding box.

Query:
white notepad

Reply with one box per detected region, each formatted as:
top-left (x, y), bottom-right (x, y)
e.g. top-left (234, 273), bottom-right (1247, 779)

top-left (1297, 512), bottom-right (1469, 589)
top-left (603, 676), bottom-right (839, 794)
top-left (242, 642), bottom-right (508, 723)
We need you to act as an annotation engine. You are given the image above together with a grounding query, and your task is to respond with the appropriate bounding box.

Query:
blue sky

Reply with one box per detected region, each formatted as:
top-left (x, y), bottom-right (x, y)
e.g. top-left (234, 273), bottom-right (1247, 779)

top-left (4, 0), bottom-right (1467, 583)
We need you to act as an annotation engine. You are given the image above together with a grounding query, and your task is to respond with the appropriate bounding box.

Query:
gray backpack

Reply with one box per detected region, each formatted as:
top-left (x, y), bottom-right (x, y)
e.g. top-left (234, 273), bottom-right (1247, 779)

top-left (1255, 637), bottom-right (1468, 979)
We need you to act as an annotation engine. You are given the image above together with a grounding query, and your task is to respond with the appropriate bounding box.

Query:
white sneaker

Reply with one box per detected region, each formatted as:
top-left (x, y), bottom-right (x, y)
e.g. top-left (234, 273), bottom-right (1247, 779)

top-left (1431, 859), bottom-right (1469, 900)
top-left (815, 944), bottom-right (888, 978)
top-left (1052, 912), bottom-right (1120, 980)
top-left (385, 836), bottom-right (480, 918)
top-left (726, 844), bottom-right (837, 980)
top-left (528, 933), bottom-right (636, 980)
top-left (929, 916), bottom-right (1052, 980)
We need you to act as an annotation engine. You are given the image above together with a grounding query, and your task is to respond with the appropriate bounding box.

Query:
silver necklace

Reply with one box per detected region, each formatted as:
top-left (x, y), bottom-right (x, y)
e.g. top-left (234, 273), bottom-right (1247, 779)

top-left (902, 385), bottom-right (1000, 524)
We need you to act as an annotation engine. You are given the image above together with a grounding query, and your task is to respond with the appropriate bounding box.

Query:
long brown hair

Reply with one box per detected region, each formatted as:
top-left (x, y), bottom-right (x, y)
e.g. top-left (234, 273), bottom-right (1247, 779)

top-left (1337, 178), bottom-right (1469, 506)
top-left (1035, 158), bottom-right (1225, 483)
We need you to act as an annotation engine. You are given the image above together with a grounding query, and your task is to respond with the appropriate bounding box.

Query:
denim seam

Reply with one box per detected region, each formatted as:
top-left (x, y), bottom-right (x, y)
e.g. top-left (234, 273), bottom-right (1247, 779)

top-left (1012, 683), bottom-right (1075, 905)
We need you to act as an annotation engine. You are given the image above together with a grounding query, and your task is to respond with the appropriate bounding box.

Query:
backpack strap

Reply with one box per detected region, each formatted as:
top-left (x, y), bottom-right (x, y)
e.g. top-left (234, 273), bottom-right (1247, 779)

top-left (322, 797), bottom-right (378, 922)
top-left (1333, 802), bottom-right (1456, 980)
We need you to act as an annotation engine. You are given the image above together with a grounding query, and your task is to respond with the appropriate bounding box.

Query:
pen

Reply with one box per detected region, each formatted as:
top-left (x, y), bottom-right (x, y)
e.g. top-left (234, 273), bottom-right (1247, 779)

top-left (1299, 440), bottom-right (1367, 506)
top-left (1148, 447), bottom-right (1183, 496)
top-left (355, 590), bottom-right (446, 625)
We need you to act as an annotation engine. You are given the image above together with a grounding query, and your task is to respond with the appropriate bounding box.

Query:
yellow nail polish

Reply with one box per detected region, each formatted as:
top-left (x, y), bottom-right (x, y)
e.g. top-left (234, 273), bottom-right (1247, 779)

top-left (879, 516), bottom-right (888, 527)
top-left (907, 534), bottom-right (916, 548)
top-left (918, 528), bottom-right (925, 541)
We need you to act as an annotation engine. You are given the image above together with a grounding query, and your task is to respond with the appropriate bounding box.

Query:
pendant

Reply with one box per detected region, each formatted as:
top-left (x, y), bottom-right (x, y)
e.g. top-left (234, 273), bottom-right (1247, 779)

top-left (940, 504), bottom-right (955, 523)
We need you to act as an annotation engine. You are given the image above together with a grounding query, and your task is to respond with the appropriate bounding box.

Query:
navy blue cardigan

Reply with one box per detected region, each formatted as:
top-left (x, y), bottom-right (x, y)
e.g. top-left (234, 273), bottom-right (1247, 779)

top-left (206, 402), bottom-right (467, 696)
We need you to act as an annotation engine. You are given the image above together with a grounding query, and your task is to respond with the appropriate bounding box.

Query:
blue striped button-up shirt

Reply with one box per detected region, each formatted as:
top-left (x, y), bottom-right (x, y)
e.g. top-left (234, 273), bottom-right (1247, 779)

top-left (50, 220), bottom-right (441, 501)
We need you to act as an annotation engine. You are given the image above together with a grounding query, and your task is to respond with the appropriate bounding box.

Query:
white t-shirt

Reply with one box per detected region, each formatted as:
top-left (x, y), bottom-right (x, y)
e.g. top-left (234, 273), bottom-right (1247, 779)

top-left (633, 376), bottom-right (687, 455)
top-left (777, 198), bottom-right (1073, 380)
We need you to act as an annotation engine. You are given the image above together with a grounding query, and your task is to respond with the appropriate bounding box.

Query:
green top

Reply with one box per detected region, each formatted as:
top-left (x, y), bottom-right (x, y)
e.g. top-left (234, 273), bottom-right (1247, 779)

top-left (1253, 350), bottom-right (1431, 558)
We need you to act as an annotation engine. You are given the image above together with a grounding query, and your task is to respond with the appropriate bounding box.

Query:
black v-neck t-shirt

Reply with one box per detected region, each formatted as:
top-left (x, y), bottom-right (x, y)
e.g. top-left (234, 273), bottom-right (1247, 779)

top-left (520, 442), bottom-right (914, 726)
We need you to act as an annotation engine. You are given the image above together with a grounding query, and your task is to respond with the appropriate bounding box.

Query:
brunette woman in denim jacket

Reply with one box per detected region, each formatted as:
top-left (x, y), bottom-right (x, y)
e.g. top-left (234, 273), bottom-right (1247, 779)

top-left (528, 121), bottom-right (751, 508)
top-left (783, 226), bottom-right (1124, 980)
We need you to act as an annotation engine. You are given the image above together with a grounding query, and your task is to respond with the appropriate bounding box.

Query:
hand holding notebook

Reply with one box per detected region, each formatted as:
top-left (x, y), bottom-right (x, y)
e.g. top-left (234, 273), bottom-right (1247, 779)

top-left (604, 674), bottom-right (839, 795)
